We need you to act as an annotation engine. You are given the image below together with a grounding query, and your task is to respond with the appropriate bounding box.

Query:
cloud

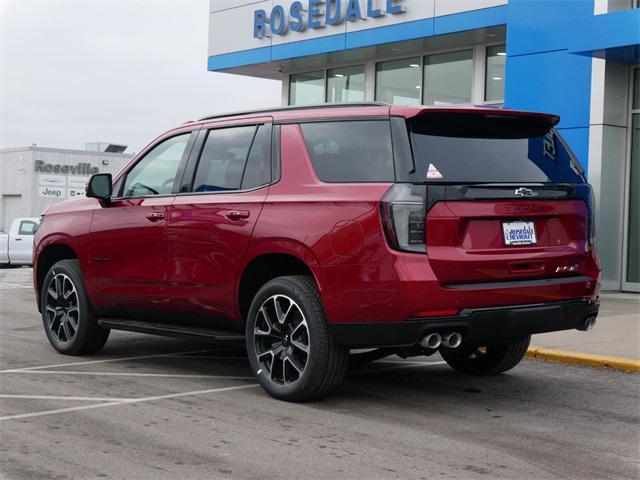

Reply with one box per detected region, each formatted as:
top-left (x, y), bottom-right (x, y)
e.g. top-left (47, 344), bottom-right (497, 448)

top-left (0, 0), bottom-right (281, 152)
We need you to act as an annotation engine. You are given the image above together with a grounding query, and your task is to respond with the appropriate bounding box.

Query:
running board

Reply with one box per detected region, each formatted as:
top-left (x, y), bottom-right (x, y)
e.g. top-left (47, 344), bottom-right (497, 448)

top-left (97, 318), bottom-right (245, 342)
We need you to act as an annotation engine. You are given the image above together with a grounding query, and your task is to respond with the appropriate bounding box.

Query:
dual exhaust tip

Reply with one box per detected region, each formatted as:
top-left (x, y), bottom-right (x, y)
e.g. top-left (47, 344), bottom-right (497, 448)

top-left (578, 316), bottom-right (597, 332)
top-left (419, 331), bottom-right (462, 350)
top-left (419, 316), bottom-right (597, 349)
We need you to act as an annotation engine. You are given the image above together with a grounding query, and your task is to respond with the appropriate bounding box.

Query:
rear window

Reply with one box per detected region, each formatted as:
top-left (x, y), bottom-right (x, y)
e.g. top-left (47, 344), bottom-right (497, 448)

top-left (300, 121), bottom-right (394, 182)
top-left (407, 114), bottom-right (585, 184)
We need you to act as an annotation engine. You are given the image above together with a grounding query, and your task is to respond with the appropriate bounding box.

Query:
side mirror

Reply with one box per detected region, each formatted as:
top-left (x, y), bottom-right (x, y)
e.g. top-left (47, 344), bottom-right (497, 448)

top-left (86, 173), bottom-right (113, 205)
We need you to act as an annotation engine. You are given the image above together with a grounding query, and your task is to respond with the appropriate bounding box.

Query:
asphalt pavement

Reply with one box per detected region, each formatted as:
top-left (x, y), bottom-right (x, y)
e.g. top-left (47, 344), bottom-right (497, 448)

top-left (1, 267), bottom-right (639, 480)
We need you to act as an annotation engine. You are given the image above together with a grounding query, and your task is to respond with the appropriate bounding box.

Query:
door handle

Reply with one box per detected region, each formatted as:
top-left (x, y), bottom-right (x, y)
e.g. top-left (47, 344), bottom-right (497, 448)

top-left (224, 210), bottom-right (250, 221)
top-left (145, 212), bottom-right (165, 222)
top-left (14, 238), bottom-right (23, 241)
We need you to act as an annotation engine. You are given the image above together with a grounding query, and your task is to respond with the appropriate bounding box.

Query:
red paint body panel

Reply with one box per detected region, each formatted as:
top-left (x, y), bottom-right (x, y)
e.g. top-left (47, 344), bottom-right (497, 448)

top-left (313, 255), bottom-right (598, 324)
top-left (245, 124), bottom-right (394, 323)
top-left (89, 196), bottom-right (174, 310)
top-left (426, 199), bottom-right (595, 285)
top-left (33, 197), bottom-right (96, 303)
top-left (33, 104), bottom-right (601, 337)
top-left (167, 187), bottom-right (268, 320)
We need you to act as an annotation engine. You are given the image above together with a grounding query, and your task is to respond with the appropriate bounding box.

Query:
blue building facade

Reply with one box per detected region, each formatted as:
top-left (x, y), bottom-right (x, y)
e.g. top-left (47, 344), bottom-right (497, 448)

top-left (208, 0), bottom-right (639, 291)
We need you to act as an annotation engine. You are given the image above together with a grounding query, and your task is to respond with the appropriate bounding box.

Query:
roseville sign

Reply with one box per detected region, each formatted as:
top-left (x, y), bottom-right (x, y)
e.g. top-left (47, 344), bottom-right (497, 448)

top-left (34, 160), bottom-right (99, 175)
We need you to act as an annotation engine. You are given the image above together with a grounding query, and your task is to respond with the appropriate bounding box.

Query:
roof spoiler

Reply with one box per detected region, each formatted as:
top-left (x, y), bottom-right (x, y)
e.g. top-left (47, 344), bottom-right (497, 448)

top-left (405, 107), bottom-right (561, 139)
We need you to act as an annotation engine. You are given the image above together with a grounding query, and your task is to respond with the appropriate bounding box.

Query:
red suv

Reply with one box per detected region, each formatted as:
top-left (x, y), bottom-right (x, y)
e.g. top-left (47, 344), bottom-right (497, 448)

top-left (33, 103), bottom-right (601, 401)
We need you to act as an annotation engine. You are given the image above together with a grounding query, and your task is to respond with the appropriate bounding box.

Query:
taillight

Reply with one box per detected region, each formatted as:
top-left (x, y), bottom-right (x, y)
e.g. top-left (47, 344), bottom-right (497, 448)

top-left (583, 184), bottom-right (596, 248)
top-left (380, 184), bottom-right (427, 253)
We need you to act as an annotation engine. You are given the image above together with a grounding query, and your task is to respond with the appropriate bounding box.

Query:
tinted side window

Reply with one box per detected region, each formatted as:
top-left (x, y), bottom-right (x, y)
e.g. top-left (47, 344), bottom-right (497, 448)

top-left (18, 221), bottom-right (38, 235)
top-left (122, 133), bottom-right (190, 197)
top-left (300, 121), bottom-right (394, 182)
top-left (193, 126), bottom-right (256, 192)
top-left (241, 124), bottom-right (272, 190)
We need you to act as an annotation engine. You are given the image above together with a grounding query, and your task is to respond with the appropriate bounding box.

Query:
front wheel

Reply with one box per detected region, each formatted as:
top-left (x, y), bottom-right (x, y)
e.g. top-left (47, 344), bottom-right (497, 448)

top-left (440, 336), bottom-right (531, 375)
top-left (245, 276), bottom-right (349, 402)
top-left (41, 259), bottom-right (110, 355)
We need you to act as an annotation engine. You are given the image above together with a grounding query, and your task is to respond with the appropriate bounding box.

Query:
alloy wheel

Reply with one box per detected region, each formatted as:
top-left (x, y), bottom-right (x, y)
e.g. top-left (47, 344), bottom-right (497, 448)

top-left (45, 273), bottom-right (80, 343)
top-left (253, 294), bottom-right (310, 385)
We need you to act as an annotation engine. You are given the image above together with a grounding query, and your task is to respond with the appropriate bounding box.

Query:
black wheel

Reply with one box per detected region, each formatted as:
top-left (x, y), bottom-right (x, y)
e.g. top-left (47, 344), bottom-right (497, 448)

top-left (246, 275), bottom-right (349, 402)
top-left (41, 259), bottom-right (110, 355)
top-left (440, 336), bottom-right (531, 375)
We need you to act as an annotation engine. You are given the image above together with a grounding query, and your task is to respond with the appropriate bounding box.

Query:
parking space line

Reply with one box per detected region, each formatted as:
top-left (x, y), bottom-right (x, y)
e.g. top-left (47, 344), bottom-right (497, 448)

top-left (0, 394), bottom-right (130, 402)
top-left (0, 348), bottom-right (240, 373)
top-left (0, 384), bottom-right (259, 422)
top-left (9, 370), bottom-right (254, 379)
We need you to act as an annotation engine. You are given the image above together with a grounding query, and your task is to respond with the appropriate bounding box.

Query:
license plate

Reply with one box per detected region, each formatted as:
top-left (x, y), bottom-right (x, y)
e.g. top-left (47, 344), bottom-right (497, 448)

top-left (502, 221), bottom-right (537, 246)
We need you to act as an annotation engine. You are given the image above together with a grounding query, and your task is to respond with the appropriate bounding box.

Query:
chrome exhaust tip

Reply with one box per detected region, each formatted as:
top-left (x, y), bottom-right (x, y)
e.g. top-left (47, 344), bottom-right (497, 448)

top-left (419, 333), bottom-right (442, 349)
top-left (578, 316), bottom-right (597, 332)
top-left (441, 332), bottom-right (463, 349)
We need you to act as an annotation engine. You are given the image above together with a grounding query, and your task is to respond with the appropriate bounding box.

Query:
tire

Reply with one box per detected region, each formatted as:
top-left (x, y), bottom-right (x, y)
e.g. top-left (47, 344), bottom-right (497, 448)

top-left (245, 275), bottom-right (349, 402)
top-left (40, 259), bottom-right (110, 355)
top-left (440, 336), bottom-right (531, 375)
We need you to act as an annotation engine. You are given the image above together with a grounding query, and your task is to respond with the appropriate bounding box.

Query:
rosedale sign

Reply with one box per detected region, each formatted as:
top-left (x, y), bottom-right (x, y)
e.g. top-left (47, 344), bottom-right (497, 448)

top-left (254, 0), bottom-right (406, 38)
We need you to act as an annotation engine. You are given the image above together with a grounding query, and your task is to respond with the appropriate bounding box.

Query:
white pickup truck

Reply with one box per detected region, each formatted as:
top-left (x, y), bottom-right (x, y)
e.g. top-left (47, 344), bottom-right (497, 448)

top-left (0, 217), bottom-right (40, 267)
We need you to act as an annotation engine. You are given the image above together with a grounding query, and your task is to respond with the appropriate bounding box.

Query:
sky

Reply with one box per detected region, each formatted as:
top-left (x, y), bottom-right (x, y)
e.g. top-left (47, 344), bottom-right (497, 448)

top-left (0, 0), bottom-right (281, 153)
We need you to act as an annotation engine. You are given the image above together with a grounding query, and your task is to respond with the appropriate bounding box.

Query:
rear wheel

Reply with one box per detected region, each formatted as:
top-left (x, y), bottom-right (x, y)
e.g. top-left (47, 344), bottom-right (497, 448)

top-left (41, 259), bottom-right (110, 355)
top-left (440, 336), bottom-right (531, 375)
top-left (246, 276), bottom-right (349, 402)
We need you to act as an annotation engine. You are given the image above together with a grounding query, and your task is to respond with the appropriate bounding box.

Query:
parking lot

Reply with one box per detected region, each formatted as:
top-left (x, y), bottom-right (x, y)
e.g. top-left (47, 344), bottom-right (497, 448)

top-left (1, 267), bottom-right (639, 480)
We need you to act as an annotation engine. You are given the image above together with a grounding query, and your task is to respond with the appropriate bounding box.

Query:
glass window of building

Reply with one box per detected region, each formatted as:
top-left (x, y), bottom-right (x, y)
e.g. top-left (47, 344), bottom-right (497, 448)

top-left (327, 65), bottom-right (365, 103)
top-left (289, 71), bottom-right (325, 106)
top-left (485, 45), bottom-right (506, 102)
top-left (424, 50), bottom-right (473, 105)
top-left (375, 58), bottom-right (422, 105)
top-left (626, 67), bottom-right (640, 286)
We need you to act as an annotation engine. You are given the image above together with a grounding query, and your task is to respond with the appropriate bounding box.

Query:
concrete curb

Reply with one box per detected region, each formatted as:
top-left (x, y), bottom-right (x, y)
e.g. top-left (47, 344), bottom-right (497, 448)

top-left (527, 346), bottom-right (640, 373)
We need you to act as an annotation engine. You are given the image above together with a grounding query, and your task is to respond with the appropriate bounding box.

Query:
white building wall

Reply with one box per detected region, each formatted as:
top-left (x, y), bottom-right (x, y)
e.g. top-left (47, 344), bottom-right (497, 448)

top-left (0, 147), bottom-right (131, 232)
top-left (587, 0), bottom-right (634, 290)
top-left (208, 0), bottom-right (508, 57)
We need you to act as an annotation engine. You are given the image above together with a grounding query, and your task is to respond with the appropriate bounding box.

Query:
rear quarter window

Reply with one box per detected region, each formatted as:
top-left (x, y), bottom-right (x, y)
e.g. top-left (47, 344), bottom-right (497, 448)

top-left (300, 120), bottom-right (394, 182)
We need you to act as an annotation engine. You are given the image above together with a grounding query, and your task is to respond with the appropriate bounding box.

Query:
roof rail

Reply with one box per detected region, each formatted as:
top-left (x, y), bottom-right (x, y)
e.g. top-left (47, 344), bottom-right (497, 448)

top-left (198, 102), bottom-right (390, 122)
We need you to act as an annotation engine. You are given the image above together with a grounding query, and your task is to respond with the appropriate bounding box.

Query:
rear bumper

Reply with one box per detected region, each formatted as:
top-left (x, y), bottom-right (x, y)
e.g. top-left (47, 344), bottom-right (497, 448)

top-left (330, 299), bottom-right (600, 348)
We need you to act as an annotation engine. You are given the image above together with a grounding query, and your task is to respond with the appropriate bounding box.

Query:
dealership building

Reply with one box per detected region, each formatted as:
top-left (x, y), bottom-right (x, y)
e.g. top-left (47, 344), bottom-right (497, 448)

top-left (208, 0), bottom-right (639, 292)
top-left (0, 145), bottom-right (131, 233)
